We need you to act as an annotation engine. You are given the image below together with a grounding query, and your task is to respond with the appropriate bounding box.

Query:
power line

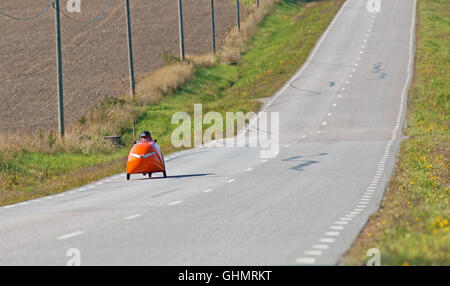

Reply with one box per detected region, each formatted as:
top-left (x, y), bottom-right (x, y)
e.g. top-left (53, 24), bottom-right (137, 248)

top-left (56, 0), bottom-right (114, 24)
top-left (0, 1), bottom-right (54, 21)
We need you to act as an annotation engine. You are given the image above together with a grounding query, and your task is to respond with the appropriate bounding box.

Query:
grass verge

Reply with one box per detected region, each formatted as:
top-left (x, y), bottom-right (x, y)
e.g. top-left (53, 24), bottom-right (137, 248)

top-left (0, 0), bottom-right (344, 205)
top-left (340, 0), bottom-right (449, 266)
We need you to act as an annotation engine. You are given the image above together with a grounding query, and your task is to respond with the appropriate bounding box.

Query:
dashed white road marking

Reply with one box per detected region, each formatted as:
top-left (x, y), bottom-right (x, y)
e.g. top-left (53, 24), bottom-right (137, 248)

top-left (319, 238), bottom-right (335, 243)
top-left (305, 250), bottom-right (322, 256)
top-left (168, 200), bottom-right (183, 206)
top-left (56, 231), bottom-right (84, 240)
top-left (245, 168), bottom-right (253, 172)
top-left (203, 188), bottom-right (213, 193)
top-left (313, 244), bottom-right (329, 250)
top-left (330, 225), bottom-right (344, 230)
top-left (325, 231), bottom-right (340, 236)
top-left (226, 179), bottom-right (235, 184)
top-left (335, 221), bottom-right (348, 225)
top-left (124, 214), bottom-right (142, 220)
top-left (295, 257), bottom-right (315, 265)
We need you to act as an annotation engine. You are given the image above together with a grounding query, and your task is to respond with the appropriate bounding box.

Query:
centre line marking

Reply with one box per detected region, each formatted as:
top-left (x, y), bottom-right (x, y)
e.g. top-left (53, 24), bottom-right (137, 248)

top-left (226, 179), bottom-right (235, 183)
top-left (203, 188), bottom-right (213, 193)
top-left (245, 168), bottom-right (253, 172)
top-left (168, 200), bottom-right (183, 206)
top-left (124, 214), bottom-right (142, 220)
top-left (57, 231), bottom-right (84, 240)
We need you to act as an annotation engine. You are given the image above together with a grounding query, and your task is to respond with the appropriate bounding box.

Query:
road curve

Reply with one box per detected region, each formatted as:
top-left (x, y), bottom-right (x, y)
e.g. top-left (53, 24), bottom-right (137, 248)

top-left (0, 0), bottom-right (417, 265)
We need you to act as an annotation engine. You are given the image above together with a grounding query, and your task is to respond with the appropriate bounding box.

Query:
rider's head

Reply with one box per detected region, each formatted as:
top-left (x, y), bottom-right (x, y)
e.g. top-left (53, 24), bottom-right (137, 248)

top-left (139, 130), bottom-right (152, 140)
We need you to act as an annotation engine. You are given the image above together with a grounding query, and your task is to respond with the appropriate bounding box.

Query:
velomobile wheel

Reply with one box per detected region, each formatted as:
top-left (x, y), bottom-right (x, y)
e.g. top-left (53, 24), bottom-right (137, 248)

top-left (163, 171), bottom-right (167, 178)
top-left (148, 172), bottom-right (152, 178)
top-left (126, 174), bottom-right (130, 180)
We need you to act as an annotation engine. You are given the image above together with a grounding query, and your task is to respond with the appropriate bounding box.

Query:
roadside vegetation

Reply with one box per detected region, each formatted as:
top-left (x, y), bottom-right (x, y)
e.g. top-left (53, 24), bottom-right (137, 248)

top-left (341, 0), bottom-right (449, 266)
top-left (0, 0), bottom-right (344, 205)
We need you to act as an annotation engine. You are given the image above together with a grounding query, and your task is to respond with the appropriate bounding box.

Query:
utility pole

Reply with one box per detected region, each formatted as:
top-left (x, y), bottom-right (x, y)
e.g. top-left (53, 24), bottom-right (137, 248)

top-left (236, 0), bottom-right (241, 32)
top-left (210, 0), bottom-right (216, 53)
top-left (125, 0), bottom-right (136, 97)
top-left (54, 0), bottom-right (65, 137)
top-left (178, 0), bottom-right (185, 60)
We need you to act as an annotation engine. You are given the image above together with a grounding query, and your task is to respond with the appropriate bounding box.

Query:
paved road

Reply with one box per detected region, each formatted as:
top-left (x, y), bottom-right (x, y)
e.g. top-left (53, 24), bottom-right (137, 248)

top-left (0, 0), bottom-right (417, 265)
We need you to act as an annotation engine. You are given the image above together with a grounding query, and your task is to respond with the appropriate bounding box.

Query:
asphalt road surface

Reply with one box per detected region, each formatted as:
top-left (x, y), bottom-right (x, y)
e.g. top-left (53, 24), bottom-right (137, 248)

top-left (0, 0), bottom-right (417, 266)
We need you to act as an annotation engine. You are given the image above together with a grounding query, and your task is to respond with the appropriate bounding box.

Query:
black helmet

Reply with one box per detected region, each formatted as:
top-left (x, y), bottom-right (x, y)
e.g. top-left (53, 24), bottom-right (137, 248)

top-left (140, 130), bottom-right (151, 138)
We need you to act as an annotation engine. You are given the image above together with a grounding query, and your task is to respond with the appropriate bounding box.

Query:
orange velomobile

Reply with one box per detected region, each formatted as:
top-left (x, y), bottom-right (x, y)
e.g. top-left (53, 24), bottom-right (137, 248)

top-left (126, 138), bottom-right (167, 180)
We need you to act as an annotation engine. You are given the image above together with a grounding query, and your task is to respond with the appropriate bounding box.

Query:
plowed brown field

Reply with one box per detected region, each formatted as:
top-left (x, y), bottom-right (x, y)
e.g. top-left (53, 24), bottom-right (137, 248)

top-left (0, 0), bottom-right (245, 132)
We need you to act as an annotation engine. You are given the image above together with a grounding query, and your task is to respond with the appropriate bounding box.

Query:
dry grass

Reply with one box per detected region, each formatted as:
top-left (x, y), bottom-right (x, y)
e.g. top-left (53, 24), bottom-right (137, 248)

top-left (137, 54), bottom-right (216, 104)
top-left (220, 0), bottom-right (281, 63)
